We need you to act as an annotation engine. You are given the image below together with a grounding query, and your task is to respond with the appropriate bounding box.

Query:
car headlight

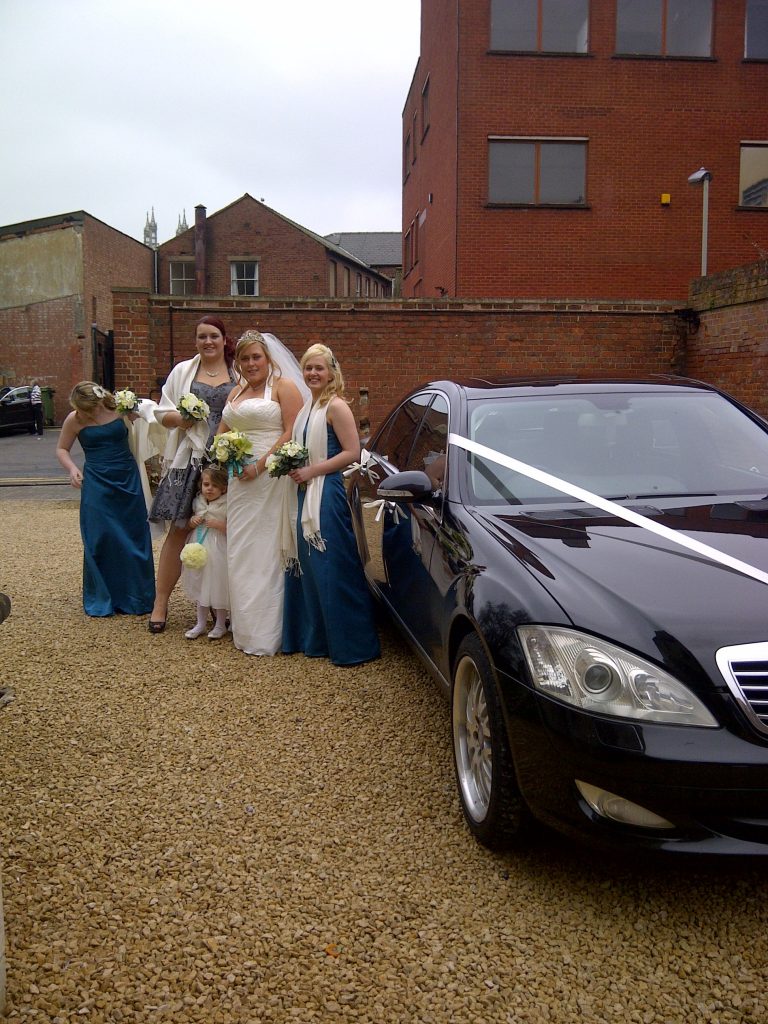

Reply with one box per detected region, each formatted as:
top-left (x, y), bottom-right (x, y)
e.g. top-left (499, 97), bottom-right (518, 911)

top-left (517, 626), bottom-right (717, 727)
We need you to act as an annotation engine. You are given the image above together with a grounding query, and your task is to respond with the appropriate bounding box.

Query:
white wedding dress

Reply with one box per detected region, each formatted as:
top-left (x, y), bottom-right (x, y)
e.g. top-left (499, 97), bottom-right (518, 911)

top-left (222, 384), bottom-right (289, 655)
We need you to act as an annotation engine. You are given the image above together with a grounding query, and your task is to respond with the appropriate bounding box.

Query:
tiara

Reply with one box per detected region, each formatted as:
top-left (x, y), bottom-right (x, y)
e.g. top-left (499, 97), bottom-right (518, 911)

top-left (238, 329), bottom-right (265, 345)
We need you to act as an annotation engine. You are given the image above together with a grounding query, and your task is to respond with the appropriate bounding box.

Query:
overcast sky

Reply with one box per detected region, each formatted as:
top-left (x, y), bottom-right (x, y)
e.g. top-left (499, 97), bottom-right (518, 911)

top-left (0, 0), bottom-right (421, 244)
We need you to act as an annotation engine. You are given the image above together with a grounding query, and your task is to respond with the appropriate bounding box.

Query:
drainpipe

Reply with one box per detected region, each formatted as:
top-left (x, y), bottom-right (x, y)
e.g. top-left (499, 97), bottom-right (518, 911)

top-left (194, 205), bottom-right (207, 295)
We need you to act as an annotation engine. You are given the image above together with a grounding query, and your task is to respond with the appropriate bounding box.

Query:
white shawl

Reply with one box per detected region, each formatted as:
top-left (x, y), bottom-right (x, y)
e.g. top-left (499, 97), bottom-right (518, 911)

top-left (292, 398), bottom-right (330, 551)
top-left (153, 355), bottom-right (212, 473)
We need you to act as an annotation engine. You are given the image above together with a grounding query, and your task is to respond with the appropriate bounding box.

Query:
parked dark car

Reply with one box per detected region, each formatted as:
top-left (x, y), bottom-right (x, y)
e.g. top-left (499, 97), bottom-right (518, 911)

top-left (0, 386), bottom-right (35, 434)
top-left (348, 376), bottom-right (768, 855)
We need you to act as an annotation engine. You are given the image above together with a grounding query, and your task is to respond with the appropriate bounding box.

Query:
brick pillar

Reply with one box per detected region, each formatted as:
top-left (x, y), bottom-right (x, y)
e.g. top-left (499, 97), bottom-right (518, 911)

top-left (111, 288), bottom-right (154, 396)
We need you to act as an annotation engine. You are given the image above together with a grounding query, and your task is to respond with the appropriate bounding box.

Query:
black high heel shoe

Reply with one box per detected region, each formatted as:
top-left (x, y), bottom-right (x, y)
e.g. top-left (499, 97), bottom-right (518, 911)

top-left (148, 619), bottom-right (166, 634)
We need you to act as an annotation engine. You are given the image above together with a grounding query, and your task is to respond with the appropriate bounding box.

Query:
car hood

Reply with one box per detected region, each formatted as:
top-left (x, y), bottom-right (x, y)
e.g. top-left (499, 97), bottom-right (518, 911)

top-left (476, 498), bottom-right (768, 663)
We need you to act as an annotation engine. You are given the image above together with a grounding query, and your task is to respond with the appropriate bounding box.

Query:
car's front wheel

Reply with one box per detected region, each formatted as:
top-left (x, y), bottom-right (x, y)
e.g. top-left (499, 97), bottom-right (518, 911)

top-left (451, 634), bottom-right (528, 848)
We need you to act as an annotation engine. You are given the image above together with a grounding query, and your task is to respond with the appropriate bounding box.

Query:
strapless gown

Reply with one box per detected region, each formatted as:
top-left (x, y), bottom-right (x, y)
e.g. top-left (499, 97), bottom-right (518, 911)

top-left (223, 392), bottom-right (290, 655)
top-left (78, 418), bottom-right (155, 616)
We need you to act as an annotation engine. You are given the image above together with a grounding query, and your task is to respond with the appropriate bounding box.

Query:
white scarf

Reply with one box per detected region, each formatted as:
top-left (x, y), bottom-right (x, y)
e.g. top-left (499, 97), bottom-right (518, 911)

top-left (292, 398), bottom-right (330, 551)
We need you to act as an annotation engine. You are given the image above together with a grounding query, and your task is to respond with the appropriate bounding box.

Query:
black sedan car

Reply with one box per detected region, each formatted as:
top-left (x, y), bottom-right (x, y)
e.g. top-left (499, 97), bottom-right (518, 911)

top-left (0, 385), bottom-right (35, 434)
top-left (348, 376), bottom-right (768, 855)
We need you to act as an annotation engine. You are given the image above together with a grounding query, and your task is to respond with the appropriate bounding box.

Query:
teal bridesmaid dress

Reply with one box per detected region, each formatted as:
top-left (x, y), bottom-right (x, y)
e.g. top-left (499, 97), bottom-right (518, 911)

top-left (78, 419), bottom-right (155, 617)
top-left (283, 425), bottom-right (380, 666)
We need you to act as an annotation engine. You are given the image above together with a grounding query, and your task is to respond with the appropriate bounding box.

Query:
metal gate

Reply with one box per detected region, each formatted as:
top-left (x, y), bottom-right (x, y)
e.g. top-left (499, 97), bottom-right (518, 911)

top-left (91, 325), bottom-right (114, 391)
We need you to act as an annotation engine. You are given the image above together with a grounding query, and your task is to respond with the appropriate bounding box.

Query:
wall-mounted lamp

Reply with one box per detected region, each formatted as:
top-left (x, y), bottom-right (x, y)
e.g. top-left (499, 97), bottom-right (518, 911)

top-left (687, 167), bottom-right (712, 276)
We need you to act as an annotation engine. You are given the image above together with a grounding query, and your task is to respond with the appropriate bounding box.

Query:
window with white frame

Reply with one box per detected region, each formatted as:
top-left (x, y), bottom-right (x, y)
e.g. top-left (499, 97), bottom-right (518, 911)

top-left (616, 0), bottom-right (712, 57)
top-left (489, 138), bottom-right (586, 205)
top-left (169, 261), bottom-right (195, 296)
top-left (491, 0), bottom-right (589, 53)
top-left (740, 143), bottom-right (768, 207)
top-left (746, 0), bottom-right (768, 58)
top-left (230, 261), bottom-right (259, 296)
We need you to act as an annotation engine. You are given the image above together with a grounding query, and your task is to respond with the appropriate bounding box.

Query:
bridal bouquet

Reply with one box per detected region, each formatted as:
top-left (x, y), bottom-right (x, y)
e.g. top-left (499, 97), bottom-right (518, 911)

top-left (114, 389), bottom-right (142, 415)
top-left (208, 430), bottom-right (254, 476)
top-left (177, 393), bottom-right (210, 421)
top-left (265, 441), bottom-right (309, 478)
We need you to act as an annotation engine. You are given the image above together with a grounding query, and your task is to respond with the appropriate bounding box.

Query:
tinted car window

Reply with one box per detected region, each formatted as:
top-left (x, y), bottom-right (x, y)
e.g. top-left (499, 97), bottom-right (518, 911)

top-left (467, 391), bottom-right (768, 505)
top-left (373, 393), bottom-right (433, 470)
top-left (406, 394), bottom-right (449, 488)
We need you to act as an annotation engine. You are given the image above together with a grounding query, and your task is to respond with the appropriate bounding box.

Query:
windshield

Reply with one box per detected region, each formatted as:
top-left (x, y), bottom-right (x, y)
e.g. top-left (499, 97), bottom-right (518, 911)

top-left (467, 391), bottom-right (768, 505)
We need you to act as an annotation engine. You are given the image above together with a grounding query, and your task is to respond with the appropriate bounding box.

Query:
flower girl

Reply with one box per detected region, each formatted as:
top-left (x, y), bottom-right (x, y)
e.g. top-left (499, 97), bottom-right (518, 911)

top-left (180, 466), bottom-right (229, 639)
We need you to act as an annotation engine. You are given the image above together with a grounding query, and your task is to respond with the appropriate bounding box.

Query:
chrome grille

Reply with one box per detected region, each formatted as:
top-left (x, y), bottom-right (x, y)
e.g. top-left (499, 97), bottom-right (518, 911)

top-left (716, 642), bottom-right (768, 737)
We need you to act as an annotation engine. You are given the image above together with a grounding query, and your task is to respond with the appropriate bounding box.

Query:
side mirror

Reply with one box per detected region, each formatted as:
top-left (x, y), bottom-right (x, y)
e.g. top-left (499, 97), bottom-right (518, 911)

top-left (378, 470), bottom-right (437, 503)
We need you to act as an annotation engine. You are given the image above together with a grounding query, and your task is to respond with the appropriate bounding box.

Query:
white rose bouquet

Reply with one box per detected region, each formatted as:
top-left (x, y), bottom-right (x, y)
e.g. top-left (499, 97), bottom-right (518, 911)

top-left (177, 393), bottom-right (210, 421)
top-left (265, 440), bottom-right (310, 478)
top-left (114, 389), bottom-right (142, 415)
top-left (208, 430), bottom-right (254, 477)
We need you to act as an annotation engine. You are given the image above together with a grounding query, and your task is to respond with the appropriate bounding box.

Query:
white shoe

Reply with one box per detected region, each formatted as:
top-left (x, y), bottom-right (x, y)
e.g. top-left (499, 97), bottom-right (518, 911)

top-left (185, 624), bottom-right (206, 639)
top-left (208, 624), bottom-right (228, 640)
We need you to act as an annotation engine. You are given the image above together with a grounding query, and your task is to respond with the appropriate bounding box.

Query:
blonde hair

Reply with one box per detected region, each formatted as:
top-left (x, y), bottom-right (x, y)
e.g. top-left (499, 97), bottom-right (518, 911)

top-left (300, 344), bottom-right (345, 407)
top-left (69, 381), bottom-right (116, 413)
top-left (234, 331), bottom-right (286, 395)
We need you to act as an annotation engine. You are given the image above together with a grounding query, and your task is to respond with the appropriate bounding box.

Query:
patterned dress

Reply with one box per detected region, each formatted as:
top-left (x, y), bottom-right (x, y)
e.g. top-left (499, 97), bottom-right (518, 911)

top-left (149, 376), bottom-right (235, 526)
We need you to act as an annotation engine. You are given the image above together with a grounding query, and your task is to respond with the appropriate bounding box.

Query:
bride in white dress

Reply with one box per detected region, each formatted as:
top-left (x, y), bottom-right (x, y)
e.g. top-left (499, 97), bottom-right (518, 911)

top-left (219, 331), bottom-right (307, 655)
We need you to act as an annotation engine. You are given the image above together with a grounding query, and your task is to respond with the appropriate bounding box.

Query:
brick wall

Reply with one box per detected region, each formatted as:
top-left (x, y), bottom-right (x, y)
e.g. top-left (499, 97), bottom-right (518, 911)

top-left (404, 0), bottom-right (768, 302)
top-left (686, 260), bottom-right (768, 416)
top-left (112, 291), bottom-right (678, 432)
top-left (82, 215), bottom-right (153, 335)
top-left (0, 296), bottom-right (81, 423)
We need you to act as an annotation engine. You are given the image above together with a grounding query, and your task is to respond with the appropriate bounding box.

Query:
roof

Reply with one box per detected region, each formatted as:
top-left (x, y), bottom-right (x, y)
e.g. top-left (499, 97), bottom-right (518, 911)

top-left (168, 195), bottom-right (392, 282)
top-left (325, 232), bottom-right (402, 267)
top-left (0, 210), bottom-right (151, 248)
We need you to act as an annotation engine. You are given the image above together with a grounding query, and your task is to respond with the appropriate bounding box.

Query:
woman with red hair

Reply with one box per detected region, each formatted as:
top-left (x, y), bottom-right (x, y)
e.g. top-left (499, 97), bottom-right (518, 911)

top-left (147, 315), bottom-right (237, 633)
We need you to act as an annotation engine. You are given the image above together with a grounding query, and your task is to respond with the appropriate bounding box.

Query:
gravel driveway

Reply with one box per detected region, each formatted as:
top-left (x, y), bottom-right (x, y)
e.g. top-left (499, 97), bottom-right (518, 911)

top-left (1, 499), bottom-right (767, 1023)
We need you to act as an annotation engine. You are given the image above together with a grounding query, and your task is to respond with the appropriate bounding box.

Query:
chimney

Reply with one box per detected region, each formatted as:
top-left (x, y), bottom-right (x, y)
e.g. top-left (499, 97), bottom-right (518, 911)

top-left (194, 205), bottom-right (207, 295)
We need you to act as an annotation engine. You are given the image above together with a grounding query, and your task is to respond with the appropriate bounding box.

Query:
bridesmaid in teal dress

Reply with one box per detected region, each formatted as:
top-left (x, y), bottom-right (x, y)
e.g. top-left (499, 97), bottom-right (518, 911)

top-left (282, 344), bottom-right (379, 666)
top-left (57, 381), bottom-right (155, 617)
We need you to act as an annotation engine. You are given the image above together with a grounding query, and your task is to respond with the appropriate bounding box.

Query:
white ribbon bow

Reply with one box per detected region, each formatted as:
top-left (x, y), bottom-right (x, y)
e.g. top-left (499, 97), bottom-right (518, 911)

top-left (364, 499), bottom-right (408, 524)
top-left (344, 447), bottom-right (381, 484)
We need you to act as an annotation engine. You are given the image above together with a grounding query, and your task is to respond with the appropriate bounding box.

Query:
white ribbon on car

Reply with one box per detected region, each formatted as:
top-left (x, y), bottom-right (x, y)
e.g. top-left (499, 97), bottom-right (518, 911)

top-left (363, 498), bottom-right (408, 524)
top-left (343, 446), bottom-right (381, 484)
top-left (448, 433), bottom-right (768, 589)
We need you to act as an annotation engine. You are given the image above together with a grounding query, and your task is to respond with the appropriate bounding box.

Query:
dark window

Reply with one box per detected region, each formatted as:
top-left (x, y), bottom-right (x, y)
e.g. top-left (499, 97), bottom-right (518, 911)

top-left (230, 261), bottom-right (259, 296)
top-left (491, 0), bottom-right (588, 53)
top-left (406, 395), bottom-right (449, 492)
top-left (489, 139), bottom-right (586, 205)
top-left (403, 132), bottom-right (412, 181)
top-left (374, 393), bottom-right (435, 470)
top-left (169, 261), bottom-right (195, 296)
top-left (616, 0), bottom-right (713, 57)
top-left (421, 77), bottom-right (430, 136)
top-left (746, 0), bottom-right (768, 58)
top-left (740, 144), bottom-right (768, 207)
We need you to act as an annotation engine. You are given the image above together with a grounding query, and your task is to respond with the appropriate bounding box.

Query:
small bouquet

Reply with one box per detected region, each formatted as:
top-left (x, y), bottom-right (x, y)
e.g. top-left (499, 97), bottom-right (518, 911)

top-left (208, 430), bottom-right (254, 477)
top-left (177, 393), bottom-right (210, 421)
top-left (266, 440), bottom-right (309, 478)
top-left (114, 389), bottom-right (142, 415)
top-left (180, 542), bottom-right (208, 569)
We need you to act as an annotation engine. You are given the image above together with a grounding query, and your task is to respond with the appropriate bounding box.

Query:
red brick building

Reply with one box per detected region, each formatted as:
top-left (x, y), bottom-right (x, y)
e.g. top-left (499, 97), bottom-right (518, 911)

top-left (0, 212), bottom-right (153, 423)
top-left (157, 195), bottom-right (392, 300)
top-left (402, 0), bottom-right (768, 301)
